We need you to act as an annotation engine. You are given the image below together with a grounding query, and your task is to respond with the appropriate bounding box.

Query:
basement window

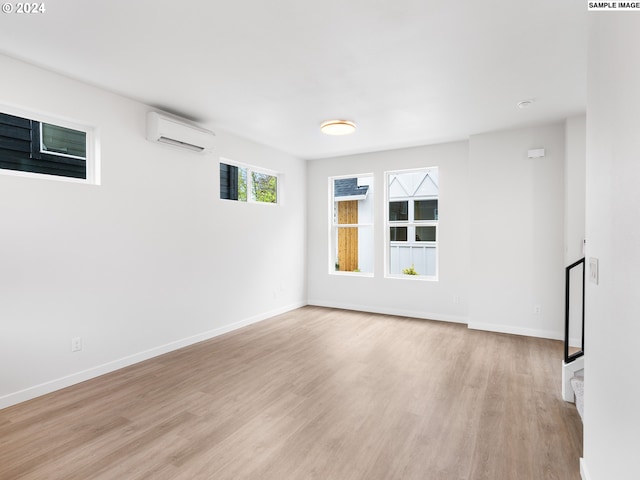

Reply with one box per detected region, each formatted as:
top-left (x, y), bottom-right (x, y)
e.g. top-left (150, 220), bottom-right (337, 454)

top-left (0, 109), bottom-right (97, 183)
top-left (220, 160), bottom-right (279, 204)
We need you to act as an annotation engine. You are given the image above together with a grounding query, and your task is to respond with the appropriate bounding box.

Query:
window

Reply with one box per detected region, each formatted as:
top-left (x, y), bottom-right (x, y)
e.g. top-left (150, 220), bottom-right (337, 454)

top-left (330, 174), bottom-right (374, 274)
top-left (0, 110), bottom-right (94, 182)
top-left (386, 167), bottom-right (439, 278)
top-left (220, 161), bottom-right (278, 204)
top-left (40, 123), bottom-right (86, 159)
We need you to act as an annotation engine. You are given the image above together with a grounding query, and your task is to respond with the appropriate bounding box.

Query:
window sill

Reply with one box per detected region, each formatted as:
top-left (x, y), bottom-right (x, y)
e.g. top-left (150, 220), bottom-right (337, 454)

top-left (384, 274), bottom-right (438, 282)
top-left (0, 168), bottom-right (96, 185)
top-left (330, 271), bottom-right (374, 278)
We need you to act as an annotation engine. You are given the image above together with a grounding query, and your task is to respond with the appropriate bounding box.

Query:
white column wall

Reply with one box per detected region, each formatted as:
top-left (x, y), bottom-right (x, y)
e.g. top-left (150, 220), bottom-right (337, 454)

top-left (582, 14), bottom-right (640, 480)
top-left (565, 114), bottom-right (587, 265)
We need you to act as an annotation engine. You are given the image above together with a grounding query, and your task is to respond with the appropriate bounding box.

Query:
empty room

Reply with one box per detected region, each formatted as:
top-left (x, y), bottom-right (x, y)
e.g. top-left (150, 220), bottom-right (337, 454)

top-left (0, 1), bottom-right (638, 479)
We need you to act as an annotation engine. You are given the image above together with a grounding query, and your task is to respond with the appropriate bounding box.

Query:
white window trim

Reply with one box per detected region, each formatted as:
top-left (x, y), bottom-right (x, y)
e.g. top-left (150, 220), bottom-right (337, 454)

top-left (384, 167), bottom-right (439, 281)
top-left (0, 103), bottom-right (99, 185)
top-left (220, 157), bottom-right (281, 205)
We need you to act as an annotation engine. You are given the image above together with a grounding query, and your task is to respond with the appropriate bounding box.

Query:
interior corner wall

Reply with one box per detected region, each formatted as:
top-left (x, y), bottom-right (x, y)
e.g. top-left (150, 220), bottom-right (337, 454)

top-left (0, 54), bottom-right (307, 408)
top-left (565, 114), bottom-right (587, 265)
top-left (582, 14), bottom-right (640, 480)
top-left (468, 123), bottom-right (566, 339)
top-left (306, 141), bottom-right (470, 323)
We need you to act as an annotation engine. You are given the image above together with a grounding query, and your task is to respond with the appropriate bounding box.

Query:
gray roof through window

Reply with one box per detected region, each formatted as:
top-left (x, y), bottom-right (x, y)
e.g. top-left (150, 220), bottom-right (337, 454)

top-left (334, 178), bottom-right (369, 198)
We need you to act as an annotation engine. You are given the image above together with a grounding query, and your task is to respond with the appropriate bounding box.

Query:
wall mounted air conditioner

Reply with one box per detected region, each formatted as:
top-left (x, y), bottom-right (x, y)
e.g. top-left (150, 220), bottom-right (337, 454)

top-left (146, 111), bottom-right (215, 153)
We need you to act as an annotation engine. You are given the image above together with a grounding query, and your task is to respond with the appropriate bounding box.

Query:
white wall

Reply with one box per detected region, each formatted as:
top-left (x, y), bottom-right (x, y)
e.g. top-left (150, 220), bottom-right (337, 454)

top-left (565, 114), bottom-right (587, 346)
top-left (565, 114), bottom-right (587, 265)
top-left (307, 141), bottom-right (470, 323)
top-left (582, 14), bottom-right (640, 480)
top-left (468, 124), bottom-right (566, 339)
top-left (0, 55), bottom-right (307, 408)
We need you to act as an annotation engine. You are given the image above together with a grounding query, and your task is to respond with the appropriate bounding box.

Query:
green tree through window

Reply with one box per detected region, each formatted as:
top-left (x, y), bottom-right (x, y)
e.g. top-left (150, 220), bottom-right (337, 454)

top-left (220, 161), bottom-right (278, 204)
top-left (252, 171), bottom-right (277, 203)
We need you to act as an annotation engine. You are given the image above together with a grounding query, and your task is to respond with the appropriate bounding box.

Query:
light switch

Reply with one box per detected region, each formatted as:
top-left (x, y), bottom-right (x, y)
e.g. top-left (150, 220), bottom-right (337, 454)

top-left (589, 257), bottom-right (599, 285)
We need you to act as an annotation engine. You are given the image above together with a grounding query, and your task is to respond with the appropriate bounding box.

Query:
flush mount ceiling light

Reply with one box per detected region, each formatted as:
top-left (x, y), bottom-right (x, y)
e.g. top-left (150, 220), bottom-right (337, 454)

top-left (320, 120), bottom-right (356, 135)
top-left (517, 99), bottom-right (534, 109)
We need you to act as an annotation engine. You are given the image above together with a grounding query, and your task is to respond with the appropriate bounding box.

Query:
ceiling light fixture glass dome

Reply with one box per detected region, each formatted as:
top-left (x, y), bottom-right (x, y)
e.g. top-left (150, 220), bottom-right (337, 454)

top-left (320, 120), bottom-right (356, 135)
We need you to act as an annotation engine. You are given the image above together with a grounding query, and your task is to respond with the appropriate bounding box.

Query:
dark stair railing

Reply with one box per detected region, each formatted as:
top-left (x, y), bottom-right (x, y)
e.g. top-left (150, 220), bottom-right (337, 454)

top-left (564, 257), bottom-right (585, 363)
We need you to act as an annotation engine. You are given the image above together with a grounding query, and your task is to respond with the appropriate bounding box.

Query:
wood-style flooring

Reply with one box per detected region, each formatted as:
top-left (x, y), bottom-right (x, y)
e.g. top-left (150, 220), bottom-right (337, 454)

top-left (0, 306), bottom-right (583, 479)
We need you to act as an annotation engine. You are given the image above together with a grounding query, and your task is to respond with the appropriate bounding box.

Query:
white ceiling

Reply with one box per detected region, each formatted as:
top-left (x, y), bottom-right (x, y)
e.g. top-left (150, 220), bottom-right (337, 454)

top-left (0, 0), bottom-right (587, 159)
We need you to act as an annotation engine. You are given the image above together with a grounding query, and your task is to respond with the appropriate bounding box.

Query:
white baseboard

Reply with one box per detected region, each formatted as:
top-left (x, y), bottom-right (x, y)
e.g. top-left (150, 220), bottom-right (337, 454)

top-left (467, 321), bottom-right (563, 341)
top-left (307, 299), bottom-right (468, 324)
top-left (308, 301), bottom-right (566, 342)
top-left (0, 302), bottom-right (306, 410)
top-left (580, 458), bottom-right (591, 480)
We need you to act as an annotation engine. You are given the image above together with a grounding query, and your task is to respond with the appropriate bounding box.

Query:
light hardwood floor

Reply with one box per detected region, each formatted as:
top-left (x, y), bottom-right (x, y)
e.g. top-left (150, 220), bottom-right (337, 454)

top-left (0, 306), bottom-right (583, 479)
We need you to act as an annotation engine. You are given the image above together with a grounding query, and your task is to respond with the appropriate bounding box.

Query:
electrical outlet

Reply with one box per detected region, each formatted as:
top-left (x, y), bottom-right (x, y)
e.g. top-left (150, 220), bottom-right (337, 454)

top-left (533, 305), bottom-right (541, 315)
top-left (71, 337), bottom-right (82, 352)
top-left (453, 295), bottom-right (460, 305)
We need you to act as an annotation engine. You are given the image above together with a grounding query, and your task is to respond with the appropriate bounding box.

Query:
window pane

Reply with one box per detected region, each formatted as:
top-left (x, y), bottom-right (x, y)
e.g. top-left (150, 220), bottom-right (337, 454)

top-left (220, 163), bottom-right (238, 200)
top-left (252, 171), bottom-right (277, 203)
top-left (334, 226), bottom-right (373, 273)
top-left (415, 199), bottom-right (438, 221)
top-left (219, 163), bottom-right (247, 201)
top-left (336, 226), bottom-right (359, 271)
top-left (389, 201), bottom-right (408, 221)
top-left (386, 167), bottom-right (439, 278)
top-left (221, 162), bottom-right (279, 203)
top-left (336, 199), bottom-right (358, 225)
top-left (416, 226), bottom-right (436, 242)
top-left (330, 175), bottom-right (373, 274)
top-left (334, 177), bottom-right (371, 224)
top-left (0, 112), bottom-right (88, 180)
top-left (238, 167), bottom-right (247, 201)
top-left (390, 245), bottom-right (437, 276)
top-left (334, 178), bottom-right (369, 199)
top-left (390, 226), bottom-right (407, 241)
top-left (41, 123), bottom-right (86, 158)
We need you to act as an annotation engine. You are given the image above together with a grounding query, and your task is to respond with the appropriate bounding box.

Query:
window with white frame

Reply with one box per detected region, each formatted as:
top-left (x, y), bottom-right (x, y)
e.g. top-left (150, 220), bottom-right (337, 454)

top-left (220, 161), bottom-right (279, 204)
top-left (386, 167), bottom-right (438, 278)
top-left (330, 174), bottom-right (374, 274)
top-left (0, 110), bottom-right (96, 182)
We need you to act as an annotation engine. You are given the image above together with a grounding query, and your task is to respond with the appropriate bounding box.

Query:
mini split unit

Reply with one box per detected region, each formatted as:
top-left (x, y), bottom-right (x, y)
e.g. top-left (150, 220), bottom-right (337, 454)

top-left (146, 111), bottom-right (215, 153)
